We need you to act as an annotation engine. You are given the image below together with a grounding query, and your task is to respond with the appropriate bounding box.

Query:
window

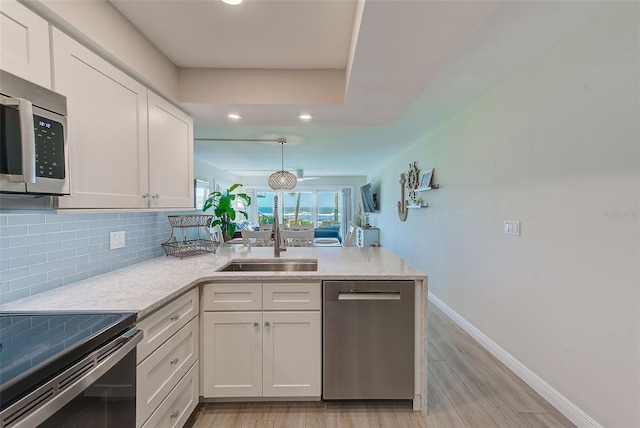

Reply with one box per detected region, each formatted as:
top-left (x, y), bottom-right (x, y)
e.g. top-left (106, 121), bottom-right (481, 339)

top-left (251, 189), bottom-right (345, 229)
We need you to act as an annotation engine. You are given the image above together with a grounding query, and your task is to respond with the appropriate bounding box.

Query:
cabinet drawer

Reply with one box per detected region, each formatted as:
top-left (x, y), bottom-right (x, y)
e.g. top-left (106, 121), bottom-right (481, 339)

top-left (136, 317), bottom-right (198, 427)
top-left (263, 282), bottom-right (321, 311)
top-left (202, 283), bottom-right (262, 311)
top-left (141, 362), bottom-right (199, 428)
top-left (137, 288), bottom-right (198, 363)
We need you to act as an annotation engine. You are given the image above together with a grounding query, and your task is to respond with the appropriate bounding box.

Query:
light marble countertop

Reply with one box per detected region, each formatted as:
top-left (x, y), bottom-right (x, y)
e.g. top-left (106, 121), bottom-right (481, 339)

top-left (0, 246), bottom-right (427, 319)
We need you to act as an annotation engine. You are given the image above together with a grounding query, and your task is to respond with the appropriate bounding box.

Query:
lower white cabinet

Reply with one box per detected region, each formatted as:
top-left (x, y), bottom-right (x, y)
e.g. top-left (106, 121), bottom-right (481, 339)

top-left (141, 363), bottom-right (199, 428)
top-left (136, 289), bottom-right (199, 428)
top-left (202, 282), bottom-right (321, 399)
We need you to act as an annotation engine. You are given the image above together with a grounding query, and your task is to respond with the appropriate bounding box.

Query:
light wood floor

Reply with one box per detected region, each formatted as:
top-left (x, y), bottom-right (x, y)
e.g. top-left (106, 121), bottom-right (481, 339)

top-left (185, 303), bottom-right (575, 428)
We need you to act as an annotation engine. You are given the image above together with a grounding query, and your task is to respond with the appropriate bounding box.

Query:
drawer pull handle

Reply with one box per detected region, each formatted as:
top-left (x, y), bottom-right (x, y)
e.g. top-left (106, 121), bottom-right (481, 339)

top-left (170, 314), bottom-right (180, 322)
top-left (264, 321), bottom-right (270, 328)
top-left (170, 410), bottom-right (180, 419)
top-left (253, 321), bottom-right (259, 327)
top-left (170, 357), bottom-right (179, 365)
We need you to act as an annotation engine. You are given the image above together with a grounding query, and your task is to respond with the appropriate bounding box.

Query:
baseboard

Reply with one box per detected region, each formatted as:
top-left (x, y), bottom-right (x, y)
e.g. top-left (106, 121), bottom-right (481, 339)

top-left (427, 292), bottom-right (602, 428)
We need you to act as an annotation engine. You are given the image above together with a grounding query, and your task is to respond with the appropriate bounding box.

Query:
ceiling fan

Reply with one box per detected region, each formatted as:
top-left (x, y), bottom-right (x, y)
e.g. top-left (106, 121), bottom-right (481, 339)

top-left (295, 170), bottom-right (320, 182)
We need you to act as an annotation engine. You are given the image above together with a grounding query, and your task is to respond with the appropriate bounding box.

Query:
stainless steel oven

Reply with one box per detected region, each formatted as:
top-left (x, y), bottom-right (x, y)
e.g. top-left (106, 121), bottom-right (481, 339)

top-left (0, 312), bottom-right (142, 428)
top-left (0, 69), bottom-right (70, 196)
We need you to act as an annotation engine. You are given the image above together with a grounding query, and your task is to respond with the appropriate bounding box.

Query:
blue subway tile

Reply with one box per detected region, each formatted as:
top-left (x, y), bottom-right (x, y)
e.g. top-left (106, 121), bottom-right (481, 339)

top-left (110, 219), bottom-right (128, 227)
top-left (88, 220), bottom-right (111, 229)
top-left (76, 229), bottom-right (100, 239)
top-left (46, 231), bottom-right (77, 243)
top-left (28, 223), bottom-right (62, 234)
top-left (0, 225), bottom-right (28, 237)
top-left (47, 266), bottom-right (77, 281)
top-left (7, 214), bottom-right (46, 225)
top-left (29, 242), bottom-right (63, 255)
top-left (8, 254), bottom-right (46, 269)
top-left (9, 234), bottom-right (46, 248)
top-left (47, 249), bottom-right (77, 262)
top-left (62, 221), bottom-right (87, 231)
top-left (62, 238), bottom-right (89, 250)
top-left (110, 260), bottom-right (130, 271)
top-left (89, 235), bottom-right (109, 246)
top-left (62, 272), bottom-right (89, 285)
top-left (89, 266), bottom-right (111, 278)
top-left (0, 287), bottom-right (30, 303)
top-left (62, 255), bottom-right (89, 268)
top-left (0, 282), bottom-right (9, 293)
top-left (76, 244), bottom-right (101, 256)
top-left (0, 267), bottom-right (30, 282)
top-left (45, 214), bottom-right (76, 223)
top-left (99, 213), bottom-right (119, 220)
top-left (10, 273), bottom-right (47, 290)
top-left (30, 279), bottom-right (63, 295)
top-left (0, 216), bottom-right (7, 226)
top-left (30, 260), bottom-right (63, 275)
top-left (2, 246), bottom-right (30, 260)
top-left (76, 260), bottom-right (101, 273)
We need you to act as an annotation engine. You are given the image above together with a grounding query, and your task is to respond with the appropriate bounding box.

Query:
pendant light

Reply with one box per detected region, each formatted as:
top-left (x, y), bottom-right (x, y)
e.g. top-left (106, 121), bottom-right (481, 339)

top-left (268, 140), bottom-right (297, 190)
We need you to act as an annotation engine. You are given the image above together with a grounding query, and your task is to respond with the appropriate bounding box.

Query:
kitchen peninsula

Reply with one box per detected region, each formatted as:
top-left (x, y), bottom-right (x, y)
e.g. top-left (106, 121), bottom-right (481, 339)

top-left (0, 246), bottom-right (428, 425)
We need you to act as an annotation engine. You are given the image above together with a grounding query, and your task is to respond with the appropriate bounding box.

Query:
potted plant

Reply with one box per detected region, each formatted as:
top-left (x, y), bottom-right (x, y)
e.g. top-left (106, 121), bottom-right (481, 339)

top-left (202, 183), bottom-right (251, 242)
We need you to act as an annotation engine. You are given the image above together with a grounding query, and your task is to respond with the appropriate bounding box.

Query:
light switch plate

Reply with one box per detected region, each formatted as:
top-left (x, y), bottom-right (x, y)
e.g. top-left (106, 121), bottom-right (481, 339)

top-left (110, 231), bottom-right (126, 249)
top-left (504, 221), bottom-right (520, 236)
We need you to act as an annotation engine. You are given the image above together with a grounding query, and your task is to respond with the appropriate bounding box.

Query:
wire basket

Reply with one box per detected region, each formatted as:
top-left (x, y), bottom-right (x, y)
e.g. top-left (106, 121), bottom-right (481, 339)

top-left (162, 214), bottom-right (217, 259)
top-left (162, 239), bottom-right (219, 259)
top-left (167, 214), bottom-right (213, 228)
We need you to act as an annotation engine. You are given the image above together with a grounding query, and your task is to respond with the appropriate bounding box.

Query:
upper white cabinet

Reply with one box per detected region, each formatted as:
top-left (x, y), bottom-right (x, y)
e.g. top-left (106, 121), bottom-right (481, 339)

top-left (0, 0), bottom-right (51, 88)
top-left (51, 29), bottom-right (194, 209)
top-left (52, 29), bottom-right (149, 209)
top-left (148, 91), bottom-right (194, 208)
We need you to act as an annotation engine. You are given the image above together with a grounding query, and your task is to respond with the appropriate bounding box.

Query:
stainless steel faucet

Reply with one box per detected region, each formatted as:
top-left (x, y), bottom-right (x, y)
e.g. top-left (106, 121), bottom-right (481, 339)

top-left (273, 195), bottom-right (286, 257)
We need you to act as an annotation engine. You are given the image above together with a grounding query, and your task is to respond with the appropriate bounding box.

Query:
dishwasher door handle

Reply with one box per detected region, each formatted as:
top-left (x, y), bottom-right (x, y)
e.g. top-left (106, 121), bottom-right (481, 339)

top-left (337, 289), bottom-right (401, 301)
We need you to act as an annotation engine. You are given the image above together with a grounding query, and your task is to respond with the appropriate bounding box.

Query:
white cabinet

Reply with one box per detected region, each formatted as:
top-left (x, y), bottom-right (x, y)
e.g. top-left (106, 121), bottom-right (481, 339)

top-left (356, 226), bottom-right (380, 247)
top-left (148, 91), bottom-right (193, 208)
top-left (0, 0), bottom-right (51, 88)
top-left (202, 311), bottom-right (262, 397)
top-left (52, 29), bottom-right (148, 209)
top-left (51, 29), bottom-right (193, 209)
top-left (136, 289), bottom-right (199, 428)
top-left (202, 282), bottom-right (321, 399)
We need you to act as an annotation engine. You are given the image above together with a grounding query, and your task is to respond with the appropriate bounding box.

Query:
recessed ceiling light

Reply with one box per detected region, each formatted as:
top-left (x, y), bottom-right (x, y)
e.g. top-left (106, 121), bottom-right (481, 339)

top-left (222, 0), bottom-right (243, 5)
top-left (298, 114), bottom-right (313, 121)
top-left (228, 113), bottom-right (241, 120)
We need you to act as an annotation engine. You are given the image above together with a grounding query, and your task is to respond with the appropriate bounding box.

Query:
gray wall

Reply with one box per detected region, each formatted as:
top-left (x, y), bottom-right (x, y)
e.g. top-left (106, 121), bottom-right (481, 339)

top-left (368, 4), bottom-right (639, 426)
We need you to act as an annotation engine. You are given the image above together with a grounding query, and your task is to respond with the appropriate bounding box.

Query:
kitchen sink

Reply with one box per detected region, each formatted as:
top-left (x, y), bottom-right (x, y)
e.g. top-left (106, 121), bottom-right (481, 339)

top-left (219, 258), bottom-right (318, 272)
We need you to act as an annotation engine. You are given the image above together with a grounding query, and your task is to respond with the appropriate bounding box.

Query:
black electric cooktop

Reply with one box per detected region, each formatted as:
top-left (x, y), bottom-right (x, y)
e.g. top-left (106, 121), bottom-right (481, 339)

top-left (0, 311), bottom-right (136, 410)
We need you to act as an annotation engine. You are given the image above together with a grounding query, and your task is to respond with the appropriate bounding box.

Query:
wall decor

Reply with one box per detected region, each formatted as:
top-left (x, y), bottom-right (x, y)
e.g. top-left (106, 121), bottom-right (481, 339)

top-left (397, 172), bottom-right (408, 221)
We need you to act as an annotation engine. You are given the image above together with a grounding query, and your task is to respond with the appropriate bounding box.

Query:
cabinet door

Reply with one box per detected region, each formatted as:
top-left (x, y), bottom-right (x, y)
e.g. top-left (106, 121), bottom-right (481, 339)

top-left (0, 0), bottom-right (51, 88)
top-left (263, 311), bottom-right (321, 397)
top-left (202, 312), bottom-right (262, 397)
top-left (52, 29), bottom-right (149, 208)
top-left (147, 91), bottom-right (194, 208)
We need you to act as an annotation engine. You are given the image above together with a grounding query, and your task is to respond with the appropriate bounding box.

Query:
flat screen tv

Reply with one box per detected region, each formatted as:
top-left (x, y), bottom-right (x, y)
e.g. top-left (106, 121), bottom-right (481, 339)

top-left (361, 183), bottom-right (377, 213)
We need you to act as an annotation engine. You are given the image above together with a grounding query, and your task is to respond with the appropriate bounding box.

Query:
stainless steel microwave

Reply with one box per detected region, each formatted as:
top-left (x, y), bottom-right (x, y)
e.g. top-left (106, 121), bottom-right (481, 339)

top-left (0, 69), bottom-right (70, 196)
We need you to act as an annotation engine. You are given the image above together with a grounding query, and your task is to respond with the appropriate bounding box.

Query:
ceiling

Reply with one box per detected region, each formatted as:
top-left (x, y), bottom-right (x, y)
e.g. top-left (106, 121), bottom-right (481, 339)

top-left (110, 0), bottom-right (613, 178)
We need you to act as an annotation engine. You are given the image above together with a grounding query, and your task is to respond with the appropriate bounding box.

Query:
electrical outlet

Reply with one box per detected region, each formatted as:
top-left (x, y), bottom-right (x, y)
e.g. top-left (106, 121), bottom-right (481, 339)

top-left (110, 231), bottom-right (126, 249)
top-left (504, 221), bottom-right (520, 236)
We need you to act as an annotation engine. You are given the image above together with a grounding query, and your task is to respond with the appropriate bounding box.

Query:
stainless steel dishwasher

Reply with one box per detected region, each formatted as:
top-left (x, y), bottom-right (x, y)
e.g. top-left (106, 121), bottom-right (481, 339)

top-left (322, 280), bottom-right (414, 399)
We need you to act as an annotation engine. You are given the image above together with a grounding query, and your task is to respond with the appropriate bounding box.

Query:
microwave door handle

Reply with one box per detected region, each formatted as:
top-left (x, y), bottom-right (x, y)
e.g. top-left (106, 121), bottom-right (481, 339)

top-left (4, 98), bottom-right (36, 183)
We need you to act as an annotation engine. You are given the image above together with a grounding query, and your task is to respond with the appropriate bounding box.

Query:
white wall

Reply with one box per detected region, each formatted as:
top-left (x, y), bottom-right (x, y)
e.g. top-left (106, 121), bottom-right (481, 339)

top-left (369, 4), bottom-right (639, 427)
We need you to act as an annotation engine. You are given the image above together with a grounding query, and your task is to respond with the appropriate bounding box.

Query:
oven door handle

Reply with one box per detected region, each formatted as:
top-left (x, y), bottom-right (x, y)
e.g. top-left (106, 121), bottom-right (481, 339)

top-left (1, 97), bottom-right (36, 184)
top-left (1, 328), bottom-right (143, 428)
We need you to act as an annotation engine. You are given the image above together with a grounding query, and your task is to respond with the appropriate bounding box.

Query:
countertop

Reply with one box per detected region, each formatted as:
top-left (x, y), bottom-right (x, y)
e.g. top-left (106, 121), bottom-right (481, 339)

top-left (0, 246), bottom-right (426, 319)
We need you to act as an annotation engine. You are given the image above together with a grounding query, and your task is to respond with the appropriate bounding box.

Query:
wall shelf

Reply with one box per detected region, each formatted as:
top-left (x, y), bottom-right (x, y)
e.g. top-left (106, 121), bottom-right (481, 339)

top-left (415, 184), bottom-right (439, 192)
top-left (407, 204), bottom-right (428, 209)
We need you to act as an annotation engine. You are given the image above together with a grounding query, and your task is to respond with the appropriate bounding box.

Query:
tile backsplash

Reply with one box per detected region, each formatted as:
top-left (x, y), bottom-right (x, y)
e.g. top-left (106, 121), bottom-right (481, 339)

top-left (0, 211), bottom-right (173, 304)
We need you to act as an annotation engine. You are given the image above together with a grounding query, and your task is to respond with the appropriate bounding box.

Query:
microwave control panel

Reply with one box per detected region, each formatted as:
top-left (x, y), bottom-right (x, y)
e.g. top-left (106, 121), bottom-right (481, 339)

top-left (34, 114), bottom-right (65, 179)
